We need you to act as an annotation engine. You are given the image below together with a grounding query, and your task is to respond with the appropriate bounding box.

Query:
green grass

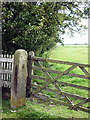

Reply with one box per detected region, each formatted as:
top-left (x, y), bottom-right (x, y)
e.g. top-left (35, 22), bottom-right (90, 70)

top-left (2, 98), bottom-right (89, 119)
top-left (2, 45), bottom-right (90, 119)
top-left (50, 45), bottom-right (88, 64)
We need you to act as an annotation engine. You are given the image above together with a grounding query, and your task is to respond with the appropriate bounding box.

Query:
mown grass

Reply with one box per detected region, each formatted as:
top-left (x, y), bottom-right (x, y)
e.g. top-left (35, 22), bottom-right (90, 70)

top-left (50, 45), bottom-right (88, 64)
top-left (2, 45), bottom-right (90, 119)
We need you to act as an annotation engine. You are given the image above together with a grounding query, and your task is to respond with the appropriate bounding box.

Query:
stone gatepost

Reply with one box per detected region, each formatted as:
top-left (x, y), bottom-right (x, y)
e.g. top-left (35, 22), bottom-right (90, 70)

top-left (10, 49), bottom-right (27, 109)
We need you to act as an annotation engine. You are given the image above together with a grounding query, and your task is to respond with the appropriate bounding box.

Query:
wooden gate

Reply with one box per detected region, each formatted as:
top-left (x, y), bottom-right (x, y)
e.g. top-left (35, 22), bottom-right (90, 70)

top-left (28, 52), bottom-right (90, 113)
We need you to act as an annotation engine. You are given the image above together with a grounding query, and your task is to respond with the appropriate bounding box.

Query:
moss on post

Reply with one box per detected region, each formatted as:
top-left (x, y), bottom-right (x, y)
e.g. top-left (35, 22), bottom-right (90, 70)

top-left (10, 49), bottom-right (27, 109)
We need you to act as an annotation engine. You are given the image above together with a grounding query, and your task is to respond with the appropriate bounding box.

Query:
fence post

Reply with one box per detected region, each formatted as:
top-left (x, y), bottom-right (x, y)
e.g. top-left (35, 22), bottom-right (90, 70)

top-left (10, 49), bottom-right (27, 109)
top-left (26, 51), bottom-right (34, 97)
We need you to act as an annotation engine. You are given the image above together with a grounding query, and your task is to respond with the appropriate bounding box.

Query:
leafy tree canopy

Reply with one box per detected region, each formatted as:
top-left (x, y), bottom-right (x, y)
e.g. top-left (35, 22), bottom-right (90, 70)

top-left (2, 2), bottom-right (89, 56)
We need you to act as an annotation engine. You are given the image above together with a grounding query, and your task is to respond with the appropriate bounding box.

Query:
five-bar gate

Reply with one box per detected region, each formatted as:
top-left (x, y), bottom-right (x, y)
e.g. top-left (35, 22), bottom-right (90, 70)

top-left (27, 52), bottom-right (90, 113)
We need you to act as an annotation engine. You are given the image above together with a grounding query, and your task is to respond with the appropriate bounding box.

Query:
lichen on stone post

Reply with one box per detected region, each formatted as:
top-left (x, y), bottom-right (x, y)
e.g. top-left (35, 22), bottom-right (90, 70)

top-left (10, 49), bottom-right (27, 109)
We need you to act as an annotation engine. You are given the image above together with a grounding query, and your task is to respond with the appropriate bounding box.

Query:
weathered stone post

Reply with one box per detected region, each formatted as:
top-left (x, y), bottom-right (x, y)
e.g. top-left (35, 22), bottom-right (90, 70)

top-left (11, 49), bottom-right (27, 109)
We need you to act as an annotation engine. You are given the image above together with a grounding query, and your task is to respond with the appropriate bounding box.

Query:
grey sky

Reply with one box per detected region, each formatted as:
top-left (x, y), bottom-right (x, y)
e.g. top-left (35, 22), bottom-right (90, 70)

top-left (63, 19), bottom-right (88, 44)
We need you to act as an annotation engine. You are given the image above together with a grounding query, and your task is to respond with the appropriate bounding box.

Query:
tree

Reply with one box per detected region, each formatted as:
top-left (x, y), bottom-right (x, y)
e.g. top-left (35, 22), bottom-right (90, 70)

top-left (2, 2), bottom-right (89, 56)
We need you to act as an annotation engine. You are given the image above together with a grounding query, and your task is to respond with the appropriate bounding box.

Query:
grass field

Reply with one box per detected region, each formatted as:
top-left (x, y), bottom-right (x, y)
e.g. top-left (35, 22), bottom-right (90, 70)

top-left (50, 45), bottom-right (88, 64)
top-left (2, 45), bottom-right (90, 119)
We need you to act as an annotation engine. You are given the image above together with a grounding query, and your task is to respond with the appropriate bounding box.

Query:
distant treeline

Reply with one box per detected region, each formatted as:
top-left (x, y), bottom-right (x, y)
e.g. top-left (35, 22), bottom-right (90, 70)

top-left (65, 43), bottom-right (88, 45)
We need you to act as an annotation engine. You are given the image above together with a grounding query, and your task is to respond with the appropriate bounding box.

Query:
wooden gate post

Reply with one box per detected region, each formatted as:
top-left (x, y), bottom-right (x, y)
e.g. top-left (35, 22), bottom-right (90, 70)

top-left (27, 51), bottom-right (34, 97)
top-left (10, 49), bottom-right (27, 109)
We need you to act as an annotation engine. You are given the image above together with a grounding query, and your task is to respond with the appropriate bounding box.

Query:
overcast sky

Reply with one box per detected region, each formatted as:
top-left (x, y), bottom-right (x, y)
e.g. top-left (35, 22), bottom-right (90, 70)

top-left (62, 19), bottom-right (88, 44)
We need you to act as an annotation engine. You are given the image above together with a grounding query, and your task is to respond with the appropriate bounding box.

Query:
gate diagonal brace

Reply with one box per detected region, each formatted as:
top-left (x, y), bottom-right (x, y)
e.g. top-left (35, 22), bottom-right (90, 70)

top-left (35, 61), bottom-right (77, 106)
top-left (69, 98), bottom-right (90, 110)
top-left (79, 66), bottom-right (90, 75)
